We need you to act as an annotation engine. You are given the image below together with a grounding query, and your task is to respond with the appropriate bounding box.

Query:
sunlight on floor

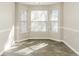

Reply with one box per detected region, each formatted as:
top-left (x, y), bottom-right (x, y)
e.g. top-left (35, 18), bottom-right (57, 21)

top-left (4, 25), bottom-right (15, 51)
top-left (15, 43), bottom-right (48, 55)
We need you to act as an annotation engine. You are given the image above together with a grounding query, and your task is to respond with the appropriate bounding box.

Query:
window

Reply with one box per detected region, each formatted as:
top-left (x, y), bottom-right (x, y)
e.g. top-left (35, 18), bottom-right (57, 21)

top-left (31, 11), bottom-right (48, 32)
top-left (20, 10), bottom-right (27, 33)
top-left (51, 9), bottom-right (59, 32)
top-left (19, 9), bottom-right (59, 33)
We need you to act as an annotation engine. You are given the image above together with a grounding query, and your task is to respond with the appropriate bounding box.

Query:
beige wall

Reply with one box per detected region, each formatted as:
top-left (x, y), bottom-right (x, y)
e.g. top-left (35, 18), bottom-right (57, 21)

top-left (63, 2), bottom-right (79, 54)
top-left (0, 2), bottom-right (15, 53)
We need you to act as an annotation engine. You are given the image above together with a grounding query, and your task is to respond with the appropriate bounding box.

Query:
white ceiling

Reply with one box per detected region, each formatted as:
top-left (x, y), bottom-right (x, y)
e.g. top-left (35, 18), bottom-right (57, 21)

top-left (18, 2), bottom-right (59, 5)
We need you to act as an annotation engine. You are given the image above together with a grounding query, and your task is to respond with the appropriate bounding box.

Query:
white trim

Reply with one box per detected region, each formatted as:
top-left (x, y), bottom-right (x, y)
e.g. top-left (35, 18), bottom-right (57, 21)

top-left (15, 38), bottom-right (29, 43)
top-left (29, 37), bottom-right (52, 40)
top-left (0, 29), bottom-right (11, 33)
top-left (16, 37), bottom-right (51, 43)
top-left (15, 37), bottom-right (61, 42)
top-left (62, 40), bottom-right (79, 55)
top-left (49, 38), bottom-right (62, 42)
top-left (60, 27), bottom-right (79, 32)
top-left (29, 37), bottom-right (61, 42)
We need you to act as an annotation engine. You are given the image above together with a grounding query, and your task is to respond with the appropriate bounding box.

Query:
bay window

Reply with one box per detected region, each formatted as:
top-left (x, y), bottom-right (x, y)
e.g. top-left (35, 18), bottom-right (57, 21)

top-left (15, 3), bottom-right (61, 41)
top-left (19, 10), bottom-right (59, 33)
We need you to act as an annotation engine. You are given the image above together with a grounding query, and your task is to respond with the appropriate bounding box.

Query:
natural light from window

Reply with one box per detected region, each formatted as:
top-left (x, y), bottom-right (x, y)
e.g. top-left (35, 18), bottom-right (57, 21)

top-left (31, 11), bottom-right (48, 32)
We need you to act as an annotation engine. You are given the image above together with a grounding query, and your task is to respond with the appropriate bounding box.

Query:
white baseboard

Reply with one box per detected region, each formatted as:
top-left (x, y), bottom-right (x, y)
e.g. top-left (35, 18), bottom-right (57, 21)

top-left (28, 37), bottom-right (62, 42)
top-left (15, 38), bottom-right (29, 43)
top-left (62, 40), bottom-right (79, 55)
top-left (50, 38), bottom-right (62, 42)
top-left (16, 37), bottom-right (62, 43)
top-left (16, 37), bottom-right (51, 43)
top-left (29, 37), bottom-right (51, 40)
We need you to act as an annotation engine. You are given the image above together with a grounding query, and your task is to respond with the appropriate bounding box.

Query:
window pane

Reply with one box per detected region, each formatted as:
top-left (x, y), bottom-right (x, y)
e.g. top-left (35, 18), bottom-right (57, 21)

top-left (21, 10), bottom-right (27, 21)
top-left (31, 22), bottom-right (46, 32)
top-left (52, 22), bottom-right (58, 32)
top-left (20, 10), bottom-right (27, 33)
top-left (51, 10), bottom-right (59, 21)
top-left (20, 22), bottom-right (27, 33)
top-left (31, 11), bottom-right (48, 21)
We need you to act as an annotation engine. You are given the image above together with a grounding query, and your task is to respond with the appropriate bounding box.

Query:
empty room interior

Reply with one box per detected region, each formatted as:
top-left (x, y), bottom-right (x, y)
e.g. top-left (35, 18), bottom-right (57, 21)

top-left (0, 2), bottom-right (79, 56)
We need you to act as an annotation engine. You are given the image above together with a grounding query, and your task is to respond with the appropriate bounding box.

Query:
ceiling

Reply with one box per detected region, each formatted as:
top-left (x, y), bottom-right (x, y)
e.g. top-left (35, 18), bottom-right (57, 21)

top-left (18, 2), bottom-right (59, 5)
